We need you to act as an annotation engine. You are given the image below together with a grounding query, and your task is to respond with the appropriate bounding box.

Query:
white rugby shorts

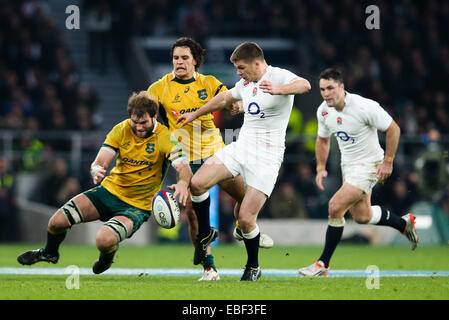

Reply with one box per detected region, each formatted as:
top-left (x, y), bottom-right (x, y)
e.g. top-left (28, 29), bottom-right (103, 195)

top-left (341, 160), bottom-right (383, 194)
top-left (213, 141), bottom-right (282, 197)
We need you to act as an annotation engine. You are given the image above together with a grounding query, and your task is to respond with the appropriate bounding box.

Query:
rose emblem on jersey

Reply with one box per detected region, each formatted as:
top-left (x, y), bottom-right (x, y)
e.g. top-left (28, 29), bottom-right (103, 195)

top-left (253, 87), bottom-right (258, 96)
top-left (146, 143), bottom-right (155, 154)
top-left (197, 89), bottom-right (208, 100)
top-left (337, 117), bottom-right (342, 125)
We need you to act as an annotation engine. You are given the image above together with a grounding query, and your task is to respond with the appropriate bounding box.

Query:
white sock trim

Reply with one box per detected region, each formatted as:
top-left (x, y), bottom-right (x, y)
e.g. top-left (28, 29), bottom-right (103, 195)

top-left (191, 191), bottom-right (209, 203)
top-left (368, 205), bottom-right (382, 225)
top-left (242, 224), bottom-right (260, 239)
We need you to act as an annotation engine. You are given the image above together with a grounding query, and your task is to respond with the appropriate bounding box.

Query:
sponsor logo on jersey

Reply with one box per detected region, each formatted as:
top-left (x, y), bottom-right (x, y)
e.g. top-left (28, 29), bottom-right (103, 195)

top-left (122, 158), bottom-right (153, 165)
top-left (184, 86), bottom-right (190, 93)
top-left (197, 89), bottom-right (208, 100)
top-left (170, 109), bottom-right (180, 117)
top-left (179, 107), bottom-right (199, 114)
top-left (322, 111), bottom-right (328, 117)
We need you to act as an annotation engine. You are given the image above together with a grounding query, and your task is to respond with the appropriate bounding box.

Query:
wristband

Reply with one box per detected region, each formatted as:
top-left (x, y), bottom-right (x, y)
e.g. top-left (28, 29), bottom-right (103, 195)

top-left (384, 156), bottom-right (394, 163)
top-left (90, 165), bottom-right (103, 178)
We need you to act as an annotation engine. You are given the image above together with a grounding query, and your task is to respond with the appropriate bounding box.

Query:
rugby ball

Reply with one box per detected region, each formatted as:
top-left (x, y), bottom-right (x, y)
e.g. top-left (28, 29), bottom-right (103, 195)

top-left (152, 190), bottom-right (180, 229)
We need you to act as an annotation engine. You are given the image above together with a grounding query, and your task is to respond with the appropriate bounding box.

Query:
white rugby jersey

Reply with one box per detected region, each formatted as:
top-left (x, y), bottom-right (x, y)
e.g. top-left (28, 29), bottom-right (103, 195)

top-left (316, 91), bottom-right (393, 165)
top-left (230, 66), bottom-right (299, 159)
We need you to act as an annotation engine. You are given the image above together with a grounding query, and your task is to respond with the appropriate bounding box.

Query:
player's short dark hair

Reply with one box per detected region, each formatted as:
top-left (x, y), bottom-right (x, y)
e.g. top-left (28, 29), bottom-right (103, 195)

top-left (230, 42), bottom-right (265, 63)
top-left (127, 91), bottom-right (158, 118)
top-left (171, 37), bottom-right (205, 71)
top-left (319, 68), bottom-right (344, 84)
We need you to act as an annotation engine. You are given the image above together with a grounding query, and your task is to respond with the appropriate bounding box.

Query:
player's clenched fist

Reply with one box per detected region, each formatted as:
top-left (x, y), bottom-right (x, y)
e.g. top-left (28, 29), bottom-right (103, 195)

top-left (91, 165), bottom-right (106, 185)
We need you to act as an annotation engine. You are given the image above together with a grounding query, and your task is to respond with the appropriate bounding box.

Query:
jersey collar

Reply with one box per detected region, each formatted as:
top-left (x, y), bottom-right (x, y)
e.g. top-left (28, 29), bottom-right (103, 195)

top-left (343, 91), bottom-right (350, 107)
top-left (171, 71), bottom-right (196, 84)
top-left (152, 120), bottom-right (158, 133)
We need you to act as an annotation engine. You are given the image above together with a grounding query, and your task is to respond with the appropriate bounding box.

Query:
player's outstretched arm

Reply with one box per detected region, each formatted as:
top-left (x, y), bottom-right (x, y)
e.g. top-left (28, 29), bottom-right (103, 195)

top-left (90, 146), bottom-right (116, 185)
top-left (168, 159), bottom-right (192, 206)
top-left (176, 91), bottom-right (237, 126)
top-left (260, 78), bottom-right (311, 95)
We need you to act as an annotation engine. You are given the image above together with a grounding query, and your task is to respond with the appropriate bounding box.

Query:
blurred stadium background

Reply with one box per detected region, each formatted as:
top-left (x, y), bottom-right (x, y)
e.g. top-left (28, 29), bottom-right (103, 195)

top-left (1, 0), bottom-right (448, 249)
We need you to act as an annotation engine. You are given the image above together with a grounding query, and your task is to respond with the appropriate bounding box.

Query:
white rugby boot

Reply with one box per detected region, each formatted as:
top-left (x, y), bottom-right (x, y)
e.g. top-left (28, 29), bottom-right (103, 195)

top-left (298, 260), bottom-right (329, 277)
top-left (198, 267), bottom-right (220, 281)
top-left (401, 213), bottom-right (418, 250)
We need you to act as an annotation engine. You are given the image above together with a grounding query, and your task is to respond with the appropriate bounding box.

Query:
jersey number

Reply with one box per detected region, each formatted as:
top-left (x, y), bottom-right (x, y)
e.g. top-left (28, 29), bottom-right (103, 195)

top-left (248, 102), bottom-right (265, 118)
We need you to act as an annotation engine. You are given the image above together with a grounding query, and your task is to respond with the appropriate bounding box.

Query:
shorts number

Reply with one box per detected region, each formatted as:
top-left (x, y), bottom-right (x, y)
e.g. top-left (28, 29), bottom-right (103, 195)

top-left (248, 102), bottom-right (264, 118)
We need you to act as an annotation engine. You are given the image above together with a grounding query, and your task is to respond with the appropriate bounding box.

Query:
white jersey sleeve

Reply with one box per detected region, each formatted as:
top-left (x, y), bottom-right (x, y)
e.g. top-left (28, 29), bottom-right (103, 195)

top-left (230, 79), bottom-right (244, 100)
top-left (272, 68), bottom-right (299, 85)
top-left (317, 102), bottom-right (331, 138)
top-left (363, 100), bottom-right (393, 132)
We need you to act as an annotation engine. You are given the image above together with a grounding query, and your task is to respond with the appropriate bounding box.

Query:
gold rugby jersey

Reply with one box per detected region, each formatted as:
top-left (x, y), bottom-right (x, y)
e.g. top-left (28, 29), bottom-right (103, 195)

top-left (101, 119), bottom-right (185, 211)
top-left (147, 72), bottom-right (227, 162)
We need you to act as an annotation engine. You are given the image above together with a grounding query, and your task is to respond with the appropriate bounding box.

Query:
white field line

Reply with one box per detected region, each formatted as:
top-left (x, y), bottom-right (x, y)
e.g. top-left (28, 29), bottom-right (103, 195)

top-left (1, 267), bottom-right (449, 277)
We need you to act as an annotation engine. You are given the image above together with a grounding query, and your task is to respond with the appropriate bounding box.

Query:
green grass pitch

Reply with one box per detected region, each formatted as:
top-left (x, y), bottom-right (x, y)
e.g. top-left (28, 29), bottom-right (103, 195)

top-left (0, 243), bottom-right (448, 300)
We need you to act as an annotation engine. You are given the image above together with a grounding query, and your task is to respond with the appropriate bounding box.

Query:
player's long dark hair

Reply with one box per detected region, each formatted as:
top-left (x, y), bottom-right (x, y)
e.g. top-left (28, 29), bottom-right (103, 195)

top-left (171, 37), bottom-right (205, 71)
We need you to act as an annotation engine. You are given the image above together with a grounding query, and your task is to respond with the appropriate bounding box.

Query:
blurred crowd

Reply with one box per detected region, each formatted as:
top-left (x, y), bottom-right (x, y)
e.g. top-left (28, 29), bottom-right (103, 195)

top-left (0, 0), bottom-right (99, 132)
top-left (1, 0), bottom-right (449, 242)
top-left (107, 0), bottom-right (449, 135)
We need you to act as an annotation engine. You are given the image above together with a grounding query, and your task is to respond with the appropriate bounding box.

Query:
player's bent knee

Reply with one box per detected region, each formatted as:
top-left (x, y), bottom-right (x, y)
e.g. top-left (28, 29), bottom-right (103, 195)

top-left (103, 218), bottom-right (130, 243)
top-left (96, 227), bottom-right (119, 252)
top-left (328, 201), bottom-right (344, 218)
top-left (48, 210), bottom-right (71, 233)
top-left (189, 177), bottom-right (207, 197)
top-left (237, 216), bottom-right (256, 232)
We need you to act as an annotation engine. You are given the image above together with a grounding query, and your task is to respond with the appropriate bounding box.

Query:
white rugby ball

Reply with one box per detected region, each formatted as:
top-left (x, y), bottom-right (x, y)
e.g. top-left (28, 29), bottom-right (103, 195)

top-left (152, 190), bottom-right (180, 229)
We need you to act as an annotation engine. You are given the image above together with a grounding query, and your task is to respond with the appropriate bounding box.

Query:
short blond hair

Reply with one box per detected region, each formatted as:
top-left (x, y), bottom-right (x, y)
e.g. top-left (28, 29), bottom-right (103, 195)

top-left (127, 91), bottom-right (158, 118)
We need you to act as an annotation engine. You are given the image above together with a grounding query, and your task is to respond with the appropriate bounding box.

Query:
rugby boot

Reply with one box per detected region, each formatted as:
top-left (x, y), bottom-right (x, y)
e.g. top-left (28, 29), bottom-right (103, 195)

top-left (17, 248), bottom-right (59, 265)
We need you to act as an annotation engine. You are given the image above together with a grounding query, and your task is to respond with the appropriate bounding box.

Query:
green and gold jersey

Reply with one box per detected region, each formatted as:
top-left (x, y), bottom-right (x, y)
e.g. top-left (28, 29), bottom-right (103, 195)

top-left (101, 119), bottom-right (185, 211)
top-left (147, 72), bottom-right (227, 162)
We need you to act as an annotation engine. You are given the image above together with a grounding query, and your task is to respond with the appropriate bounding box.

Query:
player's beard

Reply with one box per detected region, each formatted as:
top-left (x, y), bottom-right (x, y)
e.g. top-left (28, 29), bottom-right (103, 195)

top-left (132, 119), bottom-right (154, 138)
